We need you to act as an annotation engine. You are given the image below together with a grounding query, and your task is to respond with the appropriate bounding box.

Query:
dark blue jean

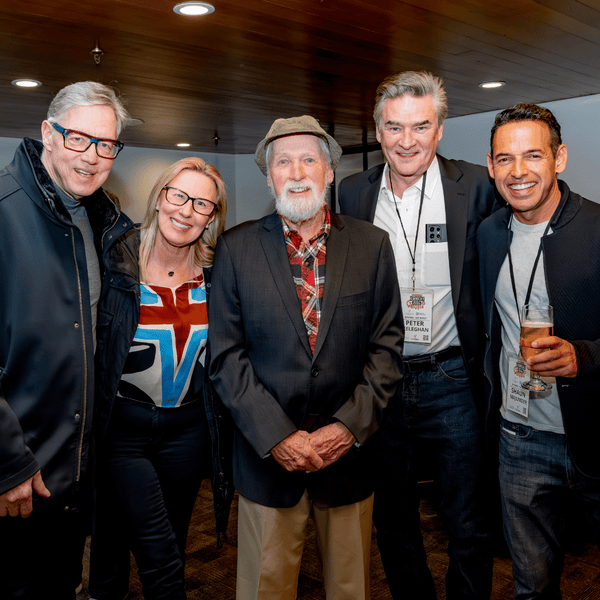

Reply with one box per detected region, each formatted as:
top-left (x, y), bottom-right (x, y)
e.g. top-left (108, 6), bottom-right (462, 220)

top-left (90, 398), bottom-right (210, 600)
top-left (499, 417), bottom-right (600, 599)
top-left (374, 355), bottom-right (493, 600)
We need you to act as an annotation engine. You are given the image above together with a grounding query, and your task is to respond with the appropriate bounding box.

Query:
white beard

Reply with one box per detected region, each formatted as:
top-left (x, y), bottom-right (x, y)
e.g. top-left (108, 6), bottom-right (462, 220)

top-left (273, 181), bottom-right (328, 223)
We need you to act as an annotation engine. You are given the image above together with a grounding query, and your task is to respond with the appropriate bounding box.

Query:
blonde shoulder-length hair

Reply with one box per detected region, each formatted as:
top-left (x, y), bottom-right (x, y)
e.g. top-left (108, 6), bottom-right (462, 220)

top-left (139, 157), bottom-right (228, 281)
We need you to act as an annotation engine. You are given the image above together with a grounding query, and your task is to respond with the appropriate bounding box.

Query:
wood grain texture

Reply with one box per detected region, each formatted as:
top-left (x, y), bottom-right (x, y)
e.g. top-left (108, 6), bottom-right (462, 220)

top-left (1, 0), bottom-right (600, 154)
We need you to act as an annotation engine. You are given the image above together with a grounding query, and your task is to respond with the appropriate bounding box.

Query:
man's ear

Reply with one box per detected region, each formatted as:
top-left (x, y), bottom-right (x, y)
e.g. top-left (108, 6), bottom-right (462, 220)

top-left (486, 153), bottom-right (495, 180)
top-left (41, 120), bottom-right (54, 152)
top-left (326, 166), bottom-right (334, 186)
top-left (375, 127), bottom-right (382, 145)
top-left (436, 121), bottom-right (444, 144)
top-left (554, 144), bottom-right (568, 175)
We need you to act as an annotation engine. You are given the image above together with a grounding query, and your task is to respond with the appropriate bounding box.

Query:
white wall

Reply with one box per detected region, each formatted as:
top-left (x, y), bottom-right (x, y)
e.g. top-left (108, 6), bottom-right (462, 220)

top-left (0, 137), bottom-right (236, 227)
top-left (230, 92), bottom-right (600, 218)
top-left (233, 154), bottom-right (275, 224)
top-left (104, 146), bottom-right (235, 226)
top-left (0, 138), bottom-right (20, 169)
top-left (438, 94), bottom-right (600, 202)
top-left (2, 93), bottom-right (598, 229)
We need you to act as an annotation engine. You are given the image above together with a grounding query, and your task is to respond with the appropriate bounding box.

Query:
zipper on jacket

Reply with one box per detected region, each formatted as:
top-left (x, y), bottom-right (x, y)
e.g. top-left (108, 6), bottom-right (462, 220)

top-left (101, 210), bottom-right (127, 252)
top-left (70, 232), bottom-right (88, 482)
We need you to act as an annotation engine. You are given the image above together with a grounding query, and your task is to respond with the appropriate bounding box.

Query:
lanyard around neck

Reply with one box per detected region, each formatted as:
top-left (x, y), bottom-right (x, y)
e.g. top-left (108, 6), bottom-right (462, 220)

top-left (388, 169), bottom-right (427, 290)
top-left (507, 214), bottom-right (552, 327)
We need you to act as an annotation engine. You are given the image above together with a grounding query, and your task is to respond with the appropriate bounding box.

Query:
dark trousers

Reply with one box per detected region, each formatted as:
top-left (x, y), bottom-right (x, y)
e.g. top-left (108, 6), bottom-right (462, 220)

top-left (90, 398), bottom-right (210, 600)
top-left (374, 354), bottom-right (493, 600)
top-left (0, 493), bottom-right (89, 600)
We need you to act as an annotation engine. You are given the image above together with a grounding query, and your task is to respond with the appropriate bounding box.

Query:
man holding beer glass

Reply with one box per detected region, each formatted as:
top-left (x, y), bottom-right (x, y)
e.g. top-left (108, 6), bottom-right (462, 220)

top-left (477, 103), bottom-right (600, 599)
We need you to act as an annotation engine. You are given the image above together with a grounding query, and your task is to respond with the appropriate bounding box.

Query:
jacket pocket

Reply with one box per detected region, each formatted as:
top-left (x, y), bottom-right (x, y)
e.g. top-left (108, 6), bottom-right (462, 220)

top-left (336, 289), bottom-right (370, 308)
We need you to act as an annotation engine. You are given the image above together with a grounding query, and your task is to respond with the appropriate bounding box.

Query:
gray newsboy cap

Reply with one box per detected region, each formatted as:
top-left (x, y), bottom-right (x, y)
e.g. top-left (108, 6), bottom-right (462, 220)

top-left (254, 115), bottom-right (343, 176)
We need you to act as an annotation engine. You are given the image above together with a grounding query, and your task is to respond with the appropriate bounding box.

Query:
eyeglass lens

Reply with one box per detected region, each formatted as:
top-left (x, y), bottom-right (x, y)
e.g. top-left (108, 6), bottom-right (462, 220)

top-left (63, 132), bottom-right (120, 158)
top-left (165, 187), bottom-right (215, 215)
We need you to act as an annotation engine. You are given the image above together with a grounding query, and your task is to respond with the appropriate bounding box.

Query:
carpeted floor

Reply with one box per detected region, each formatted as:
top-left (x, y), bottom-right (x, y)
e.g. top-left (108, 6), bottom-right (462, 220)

top-left (80, 480), bottom-right (600, 599)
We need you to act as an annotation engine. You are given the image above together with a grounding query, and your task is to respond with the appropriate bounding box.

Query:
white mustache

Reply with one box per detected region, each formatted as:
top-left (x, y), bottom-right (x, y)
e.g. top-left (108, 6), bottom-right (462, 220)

top-left (274, 180), bottom-right (326, 223)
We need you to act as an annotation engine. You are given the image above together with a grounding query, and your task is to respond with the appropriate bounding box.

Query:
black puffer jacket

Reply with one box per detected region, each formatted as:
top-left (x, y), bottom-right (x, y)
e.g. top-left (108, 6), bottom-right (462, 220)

top-left (94, 227), bottom-right (234, 534)
top-left (0, 138), bottom-right (133, 508)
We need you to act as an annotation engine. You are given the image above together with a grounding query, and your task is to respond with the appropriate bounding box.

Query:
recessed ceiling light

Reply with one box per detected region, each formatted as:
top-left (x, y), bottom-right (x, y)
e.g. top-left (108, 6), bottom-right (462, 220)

top-left (177, 143), bottom-right (191, 147)
top-left (478, 81), bottom-right (506, 89)
top-left (173, 2), bottom-right (215, 16)
top-left (11, 79), bottom-right (42, 88)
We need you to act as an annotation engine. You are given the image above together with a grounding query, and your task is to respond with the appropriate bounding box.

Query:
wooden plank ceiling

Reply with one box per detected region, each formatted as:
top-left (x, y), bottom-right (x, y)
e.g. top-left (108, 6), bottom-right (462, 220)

top-left (1, 0), bottom-right (599, 154)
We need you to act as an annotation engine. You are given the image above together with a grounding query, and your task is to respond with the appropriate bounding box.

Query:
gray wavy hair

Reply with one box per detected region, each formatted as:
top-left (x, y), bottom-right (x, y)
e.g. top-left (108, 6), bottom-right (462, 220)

top-left (46, 81), bottom-right (130, 136)
top-left (373, 71), bottom-right (448, 129)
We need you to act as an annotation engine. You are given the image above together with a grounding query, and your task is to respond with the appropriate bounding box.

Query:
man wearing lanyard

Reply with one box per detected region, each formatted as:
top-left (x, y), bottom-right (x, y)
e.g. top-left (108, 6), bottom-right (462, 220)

top-left (338, 71), bottom-right (499, 599)
top-left (478, 103), bottom-right (600, 599)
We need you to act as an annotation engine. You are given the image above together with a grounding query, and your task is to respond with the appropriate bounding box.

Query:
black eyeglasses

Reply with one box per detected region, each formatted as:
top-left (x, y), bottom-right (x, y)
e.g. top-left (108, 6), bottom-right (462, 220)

top-left (51, 122), bottom-right (124, 159)
top-left (163, 186), bottom-right (217, 216)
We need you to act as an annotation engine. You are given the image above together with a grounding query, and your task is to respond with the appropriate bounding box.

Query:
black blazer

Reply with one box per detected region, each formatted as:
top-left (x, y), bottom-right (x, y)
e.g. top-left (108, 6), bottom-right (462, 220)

top-left (338, 156), bottom-right (501, 413)
top-left (208, 211), bottom-right (404, 508)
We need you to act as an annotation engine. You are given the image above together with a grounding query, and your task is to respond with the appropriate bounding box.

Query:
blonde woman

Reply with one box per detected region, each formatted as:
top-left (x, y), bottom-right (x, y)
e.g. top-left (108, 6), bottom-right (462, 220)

top-left (90, 158), bottom-right (232, 600)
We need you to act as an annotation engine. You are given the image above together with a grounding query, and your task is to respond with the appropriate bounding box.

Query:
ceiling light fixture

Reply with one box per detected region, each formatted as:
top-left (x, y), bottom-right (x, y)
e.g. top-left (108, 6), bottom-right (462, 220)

top-left (173, 2), bottom-right (215, 16)
top-left (177, 143), bottom-right (191, 147)
top-left (478, 81), bottom-right (506, 89)
top-left (90, 42), bottom-right (104, 65)
top-left (11, 79), bottom-right (42, 88)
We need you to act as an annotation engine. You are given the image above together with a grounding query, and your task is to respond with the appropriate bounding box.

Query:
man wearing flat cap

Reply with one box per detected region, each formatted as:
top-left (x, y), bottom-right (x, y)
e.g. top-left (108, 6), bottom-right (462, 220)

top-left (209, 116), bottom-right (404, 599)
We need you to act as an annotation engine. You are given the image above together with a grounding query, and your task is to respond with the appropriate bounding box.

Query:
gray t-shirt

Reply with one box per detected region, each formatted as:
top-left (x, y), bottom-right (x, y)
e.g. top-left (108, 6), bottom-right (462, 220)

top-left (55, 185), bottom-right (101, 350)
top-left (494, 217), bottom-right (564, 434)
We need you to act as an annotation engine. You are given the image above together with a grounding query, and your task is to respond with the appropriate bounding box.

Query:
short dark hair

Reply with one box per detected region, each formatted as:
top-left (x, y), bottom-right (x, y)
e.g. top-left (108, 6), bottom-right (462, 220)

top-left (490, 103), bottom-right (562, 157)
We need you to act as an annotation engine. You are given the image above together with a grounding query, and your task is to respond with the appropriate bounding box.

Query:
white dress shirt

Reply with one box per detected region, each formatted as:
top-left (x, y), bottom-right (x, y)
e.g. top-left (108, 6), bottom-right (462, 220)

top-left (374, 158), bottom-right (459, 356)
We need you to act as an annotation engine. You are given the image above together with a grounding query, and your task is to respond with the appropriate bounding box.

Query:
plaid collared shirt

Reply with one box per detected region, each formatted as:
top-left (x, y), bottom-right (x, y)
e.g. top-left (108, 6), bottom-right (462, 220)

top-left (281, 207), bottom-right (331, 353)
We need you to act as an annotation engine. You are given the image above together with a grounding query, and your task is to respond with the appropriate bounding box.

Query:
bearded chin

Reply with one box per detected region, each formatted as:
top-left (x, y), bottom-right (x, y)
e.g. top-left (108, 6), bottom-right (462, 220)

top-left (274, 185), bottom-right (328, 223)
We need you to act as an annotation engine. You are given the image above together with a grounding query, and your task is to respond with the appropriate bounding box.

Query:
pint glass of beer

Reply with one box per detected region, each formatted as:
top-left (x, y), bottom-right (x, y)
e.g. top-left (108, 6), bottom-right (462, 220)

top-left (520, 304), bottom-right (554, 391)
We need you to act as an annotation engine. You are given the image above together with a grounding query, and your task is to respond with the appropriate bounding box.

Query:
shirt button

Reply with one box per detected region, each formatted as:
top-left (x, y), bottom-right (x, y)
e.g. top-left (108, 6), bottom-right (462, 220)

top-left (311, 368), bottom-right (319, 377)
top-left (74, 322), bottom-right (80, 329)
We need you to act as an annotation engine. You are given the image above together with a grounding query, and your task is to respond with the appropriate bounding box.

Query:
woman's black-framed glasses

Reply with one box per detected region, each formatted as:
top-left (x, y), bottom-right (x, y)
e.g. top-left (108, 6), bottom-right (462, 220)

top-left (163, 186), bottom-right (217, 216)
top-left (51, 122), bottom-right (124, 159)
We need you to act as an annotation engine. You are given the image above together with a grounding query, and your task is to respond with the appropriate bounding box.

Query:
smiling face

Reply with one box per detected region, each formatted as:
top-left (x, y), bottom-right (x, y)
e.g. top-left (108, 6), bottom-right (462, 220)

top-left (156, 170), bottom-right (216, 249)
top-left (488, 120), bottom-right (567, 224)
top-left (376, 94), bottom-right (444, 195)
top-left (267, 134), bottom-right (334, 223)
top-left (41, 104), bottom-right (118, 199)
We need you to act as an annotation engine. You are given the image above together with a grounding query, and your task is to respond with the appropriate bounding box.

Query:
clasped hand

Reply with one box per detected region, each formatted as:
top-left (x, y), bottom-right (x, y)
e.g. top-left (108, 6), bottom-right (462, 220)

top-left (526, 336), bottom-right (578, 378)
top-left (271, 424), bottom-right (355, 473)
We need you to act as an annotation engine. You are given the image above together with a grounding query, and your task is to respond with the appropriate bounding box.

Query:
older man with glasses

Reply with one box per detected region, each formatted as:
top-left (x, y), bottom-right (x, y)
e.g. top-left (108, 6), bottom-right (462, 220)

top-left (0, 81), bottom-right (133, 599)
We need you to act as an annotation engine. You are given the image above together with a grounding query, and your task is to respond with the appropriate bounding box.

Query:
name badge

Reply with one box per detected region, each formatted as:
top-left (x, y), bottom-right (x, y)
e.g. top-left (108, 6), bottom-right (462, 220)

top-left (506, 351), bottom-right (529, 418)
top-left (401, 288), bottom-right (433, 345)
